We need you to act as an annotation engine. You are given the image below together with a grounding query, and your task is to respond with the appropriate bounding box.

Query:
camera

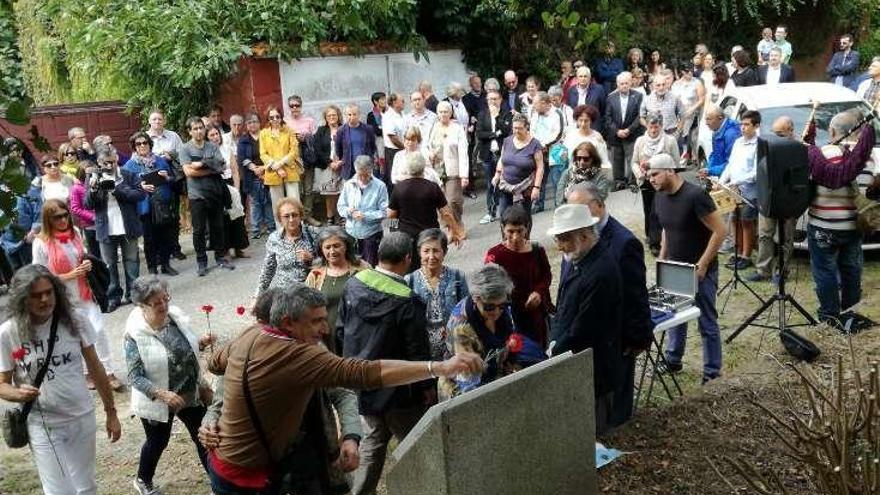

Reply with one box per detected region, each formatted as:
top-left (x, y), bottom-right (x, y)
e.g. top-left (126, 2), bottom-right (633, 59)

top-left (92, 162), bottom-right (117, 191)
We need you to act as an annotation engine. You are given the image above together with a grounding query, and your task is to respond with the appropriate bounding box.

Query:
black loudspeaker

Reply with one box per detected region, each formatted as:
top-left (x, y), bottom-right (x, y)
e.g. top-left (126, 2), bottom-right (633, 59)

top-left (756, 135), bottom-right (811, 220)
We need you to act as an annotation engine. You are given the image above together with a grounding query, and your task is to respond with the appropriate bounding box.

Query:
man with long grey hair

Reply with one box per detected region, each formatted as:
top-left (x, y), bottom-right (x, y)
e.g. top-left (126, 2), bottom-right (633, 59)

top-left (0, 264), bottom-right (121, 494)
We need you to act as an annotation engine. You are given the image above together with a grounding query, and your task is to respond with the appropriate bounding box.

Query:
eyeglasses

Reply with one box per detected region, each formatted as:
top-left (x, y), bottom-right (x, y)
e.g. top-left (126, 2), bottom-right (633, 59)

top-left (280, 212), bottom-right (301, 220)
top-left (145, 293), bottom-right (171, 308)
top-left (574, 155), bottom-right (593, 163)
top-left (480, 301), bottom-right (511, 312)
top-left (51, 212), bottom-right (69, 220)
top-left (134, 140), bottom-right (150, 146)
top-left (100, 161), bottom-right (117, 167)
top-left (289, 103), bottom-right (301, 108)
top-left (268, 115), bottom-right (282, 121)
top-left (43, 161), bottom-right (60, 168)
top-left (64, 151), bottom-right (77, 156)
top-left (553, 231), bottom-right (577, 243)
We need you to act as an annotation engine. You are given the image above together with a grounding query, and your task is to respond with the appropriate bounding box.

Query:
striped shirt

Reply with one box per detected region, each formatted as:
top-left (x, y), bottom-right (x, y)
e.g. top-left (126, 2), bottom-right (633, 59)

top-left (808, 144), bottom-right (875, 231)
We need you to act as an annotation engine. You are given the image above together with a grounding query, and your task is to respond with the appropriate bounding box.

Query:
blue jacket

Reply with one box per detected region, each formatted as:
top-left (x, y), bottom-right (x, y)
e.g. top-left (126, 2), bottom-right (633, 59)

top-left (594, 57), bottom-right (625, 94)
top-left (1, 183), bottom-right (41, 254)
top-left (123, 155), bottom-right (173, 216)
top-left (336, 176), bottom-right (388, 239)
top-left (334, 123), bottom-right (377, 180)
top-left (826, 50), bottom-right (861, 88)
top-left (85, 168), bottom-right (146, 242)
top-left (707, 118), bottom-right (741, 177)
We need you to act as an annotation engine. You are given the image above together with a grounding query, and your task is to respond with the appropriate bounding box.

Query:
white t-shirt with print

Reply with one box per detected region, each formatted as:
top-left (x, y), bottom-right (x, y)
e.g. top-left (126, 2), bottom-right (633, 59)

top-left (0, 317), bottom-right (97, 426)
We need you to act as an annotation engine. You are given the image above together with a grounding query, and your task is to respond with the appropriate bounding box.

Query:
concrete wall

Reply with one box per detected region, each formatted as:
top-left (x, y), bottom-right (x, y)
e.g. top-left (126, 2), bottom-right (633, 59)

top-left (277, 49), bottom-right (471, 123)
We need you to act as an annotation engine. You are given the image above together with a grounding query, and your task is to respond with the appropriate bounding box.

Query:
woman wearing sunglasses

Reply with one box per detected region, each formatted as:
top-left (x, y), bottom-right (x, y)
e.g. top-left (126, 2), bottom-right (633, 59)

top-left (258, 105), bottom-right (302, 230)
top-left (58, 142), bottom-right (81, 178)
top-left (35, 154), bottom-right (74, 204)
top-left (556, 141), bottom-right (612, 205)
top-left (32, 198), bottom-right (124, 391)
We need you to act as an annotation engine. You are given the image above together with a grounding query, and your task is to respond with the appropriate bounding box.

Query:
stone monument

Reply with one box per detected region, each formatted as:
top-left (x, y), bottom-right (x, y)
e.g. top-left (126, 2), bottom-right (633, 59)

top-left (387, 350), bottom-right (598, 495)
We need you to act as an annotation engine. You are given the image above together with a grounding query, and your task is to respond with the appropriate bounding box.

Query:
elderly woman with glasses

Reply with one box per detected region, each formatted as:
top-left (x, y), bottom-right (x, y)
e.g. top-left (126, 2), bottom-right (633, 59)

top-left (124, 276), bottom-right (215, 495)
top-left (32, 199), bottom-right (123, 391)
top-left (123, 131), bottom-right (178, 277)
top-left (58, 142), bottom-right (80, 178)
top-left (441, 263), bottom-right (517, 397)
top-left (556, 141), bottom-right (612, 204)
top-left (259, 106), bottom-right (302, 228)
top-left (405, 229), bottom-right (470, 361)
top-left (254, 197), bottom-right (320, 299)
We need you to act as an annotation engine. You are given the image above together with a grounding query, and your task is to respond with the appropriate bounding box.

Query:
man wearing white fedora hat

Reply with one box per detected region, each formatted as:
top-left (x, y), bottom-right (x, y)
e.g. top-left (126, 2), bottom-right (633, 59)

top-left (647, 153), bottom-right (726, 384)
top-left (547, 203), bottom-right (624, 434)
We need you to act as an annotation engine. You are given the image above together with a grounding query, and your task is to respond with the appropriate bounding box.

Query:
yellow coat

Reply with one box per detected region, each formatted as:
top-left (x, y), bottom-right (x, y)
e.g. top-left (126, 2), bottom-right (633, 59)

top-left (258, 127), bottom-right (301, 185)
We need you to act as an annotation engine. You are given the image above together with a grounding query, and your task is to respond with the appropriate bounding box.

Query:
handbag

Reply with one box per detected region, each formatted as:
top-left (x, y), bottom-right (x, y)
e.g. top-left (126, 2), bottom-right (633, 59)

top-left (2, 314), bottom-right (59, 448)
top-left (780, 328), bottom-right (820, 362)
top-left (301, 134), bottom-right (319, 170)
top-left (85, 254), bottom-right (111, 313)
top-left (150, 194), bottom-right (176, 226)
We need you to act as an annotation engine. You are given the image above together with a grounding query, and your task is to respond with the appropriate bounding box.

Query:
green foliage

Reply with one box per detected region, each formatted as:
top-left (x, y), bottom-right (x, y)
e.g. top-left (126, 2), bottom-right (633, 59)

top-left (16, 0), bottom-right (426, 129)
top-left (0, 1), bottom-right (25, 104)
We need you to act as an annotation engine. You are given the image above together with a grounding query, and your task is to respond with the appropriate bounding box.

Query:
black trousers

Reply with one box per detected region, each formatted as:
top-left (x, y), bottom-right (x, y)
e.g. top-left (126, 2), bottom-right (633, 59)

top-left (640, 185), bottom-right (661, 250)
top-left (138, 406), bottom-right (208, 484)
top-left (191, 197), bottom-right (227, 266)
top-left (141, 214), bottom-right (174, 269)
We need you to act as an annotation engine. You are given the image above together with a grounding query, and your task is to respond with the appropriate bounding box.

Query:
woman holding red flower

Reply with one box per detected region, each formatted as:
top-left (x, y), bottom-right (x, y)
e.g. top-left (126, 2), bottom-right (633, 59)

top-left (441, 264), bottom-right (541, 397)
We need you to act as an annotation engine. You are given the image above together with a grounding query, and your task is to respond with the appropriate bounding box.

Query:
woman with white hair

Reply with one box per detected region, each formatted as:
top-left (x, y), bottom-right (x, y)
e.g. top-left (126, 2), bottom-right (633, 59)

top-left (427, 101), bottom-right (470, 222)
top-left (445, 82), bottom-right (470, 129)
top-left (388, 152), bottom-right (466, 270)
top-left (337, 155), bottom-right (389, 265)
top-left (390, 126), bottom-right (442, 186)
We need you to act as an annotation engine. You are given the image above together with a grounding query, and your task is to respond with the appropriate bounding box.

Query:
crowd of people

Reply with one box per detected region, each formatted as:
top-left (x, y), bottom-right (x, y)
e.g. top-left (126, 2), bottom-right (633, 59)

top-left (0, 23), bottom-right (878, 495)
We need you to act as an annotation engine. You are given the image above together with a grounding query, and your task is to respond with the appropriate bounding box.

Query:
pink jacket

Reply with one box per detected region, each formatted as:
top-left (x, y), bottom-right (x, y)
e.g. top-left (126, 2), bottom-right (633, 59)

top-left (69, 181), bottom-right (95, 228)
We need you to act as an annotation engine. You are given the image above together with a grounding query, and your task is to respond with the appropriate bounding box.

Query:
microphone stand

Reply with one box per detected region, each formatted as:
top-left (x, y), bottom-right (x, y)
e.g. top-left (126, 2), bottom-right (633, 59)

top-left (712, 179), bottom-right (765, 313)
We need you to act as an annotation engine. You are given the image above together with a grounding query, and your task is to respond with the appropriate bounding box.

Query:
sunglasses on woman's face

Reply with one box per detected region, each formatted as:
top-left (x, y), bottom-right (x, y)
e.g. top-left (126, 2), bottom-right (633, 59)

top-left (43, 161), bottom-right (60, 168)
top-left (268, 115), bottom-right (282, 121)
top-left (64, 151), bottom-right (77, 157)
top-left (134, 140), bottom-right (150, 146)
top-left (51, 212), bottom-right (69, 221)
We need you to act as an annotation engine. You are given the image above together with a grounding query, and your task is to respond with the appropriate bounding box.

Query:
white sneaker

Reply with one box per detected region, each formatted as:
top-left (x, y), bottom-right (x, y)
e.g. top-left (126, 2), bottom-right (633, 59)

top-left (479, 214), bottom-right (495, 225)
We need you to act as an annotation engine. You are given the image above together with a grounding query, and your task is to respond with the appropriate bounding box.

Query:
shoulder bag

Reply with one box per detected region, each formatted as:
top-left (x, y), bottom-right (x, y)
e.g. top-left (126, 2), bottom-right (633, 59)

top-left (2, 313), bottom-right (59, 448)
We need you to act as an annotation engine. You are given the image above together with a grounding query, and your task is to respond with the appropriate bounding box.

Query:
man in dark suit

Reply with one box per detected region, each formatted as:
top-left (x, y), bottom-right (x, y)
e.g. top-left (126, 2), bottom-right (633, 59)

top-left (566, 66), bottom-right (606, 133)
top-left (604, 71), bottom-right (645, 189)
top-left (501, 69), bottom-right (525, 114)
top-left (757, 47), bottom-right (796, 85)
top-left (475, 89), bottom-right (513, 224)
top-left (548, 203), bottom-right (624, 434)
top-left (567, 182), bottom-right (652, 427)
top-left (827, 34), bottom-right (860, 87)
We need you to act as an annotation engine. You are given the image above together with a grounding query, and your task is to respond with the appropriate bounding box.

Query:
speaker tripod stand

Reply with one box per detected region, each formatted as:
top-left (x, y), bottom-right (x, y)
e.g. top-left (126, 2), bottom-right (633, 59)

top-left (713, 181), bottom-right (765, 313)
top-left (725, 218), bottom-right (816, 343)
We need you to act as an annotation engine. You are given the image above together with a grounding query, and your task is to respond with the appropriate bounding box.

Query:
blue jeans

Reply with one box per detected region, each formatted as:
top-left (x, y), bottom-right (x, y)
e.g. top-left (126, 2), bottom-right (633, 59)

top-left (547, 164), bottom-right (565, 207)
top-left (807, 225), bottom-right (863, 319)
top-left (249, 182), bottom-right (274, 235)
top-left (482, 154), bottom-right (498, 217)
top-left (665, 264), bottom-right (721, 379)
top-left (99, 234), bottom-right (140, 302)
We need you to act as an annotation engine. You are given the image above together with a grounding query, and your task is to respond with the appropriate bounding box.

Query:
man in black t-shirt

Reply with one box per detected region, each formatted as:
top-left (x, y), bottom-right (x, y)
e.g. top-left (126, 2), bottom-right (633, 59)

top-left (648, 154), bottom-right (726, 384)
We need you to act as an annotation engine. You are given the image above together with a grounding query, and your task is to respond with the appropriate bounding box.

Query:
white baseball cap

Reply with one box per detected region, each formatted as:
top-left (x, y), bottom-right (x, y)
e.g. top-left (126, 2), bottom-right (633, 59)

top-left (546, 204), bottom-right (598, 237)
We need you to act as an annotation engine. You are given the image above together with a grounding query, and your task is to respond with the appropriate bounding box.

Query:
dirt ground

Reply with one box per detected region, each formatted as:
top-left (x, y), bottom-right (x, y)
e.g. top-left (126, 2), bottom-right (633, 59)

top-left (3, 248), bottom-right (880, 494)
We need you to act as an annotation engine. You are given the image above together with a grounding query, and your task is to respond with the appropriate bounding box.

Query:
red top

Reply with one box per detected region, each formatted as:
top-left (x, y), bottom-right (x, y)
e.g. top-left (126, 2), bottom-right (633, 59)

top-left (484, 243), bottom-right (553, 346)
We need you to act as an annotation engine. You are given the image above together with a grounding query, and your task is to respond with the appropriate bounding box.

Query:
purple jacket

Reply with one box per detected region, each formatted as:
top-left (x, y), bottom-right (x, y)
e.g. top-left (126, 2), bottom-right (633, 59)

top-left (334, 122), bottom-right (377, 180)
top-left (69, 181), bottom-right (95, 228)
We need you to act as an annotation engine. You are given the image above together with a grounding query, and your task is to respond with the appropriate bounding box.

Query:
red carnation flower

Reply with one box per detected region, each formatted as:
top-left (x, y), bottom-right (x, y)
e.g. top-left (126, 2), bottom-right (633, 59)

top-left (506, 333), bottom-right (524, 354)
top-left (201, 304), bottom-right (215, 314)
top-left (11, 347), bottom-right (25, 361)
top-left (236, 306), bottom-right (246, 316)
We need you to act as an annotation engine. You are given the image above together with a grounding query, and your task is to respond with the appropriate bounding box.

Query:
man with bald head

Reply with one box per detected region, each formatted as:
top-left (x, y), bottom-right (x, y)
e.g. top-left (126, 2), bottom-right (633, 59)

top-left (606, 71), bottom-right (645, 189)
top-left (501, 70), bottom-right (524, 113)
top-left (700, 105), bottom-right (741, 178)
top-left (566, 182), bottom-right (651, 425)
top-left (748, 115), bottom-right (797, 283)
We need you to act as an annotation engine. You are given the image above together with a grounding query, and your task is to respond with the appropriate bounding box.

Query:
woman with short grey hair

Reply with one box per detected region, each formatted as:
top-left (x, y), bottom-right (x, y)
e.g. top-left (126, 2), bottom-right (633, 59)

top-left (337, 155), bottom-right (389, 265)
top-left (428, 101), bottom-right (470, 222)
top-left (388, 153), bottom-right (466, 270)
top-left (632, 110), bottom-right (679, 255)
top-left (124, 275), bottom-right (215, 494)
top-left (441, 263), bottom-right (518, 397)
